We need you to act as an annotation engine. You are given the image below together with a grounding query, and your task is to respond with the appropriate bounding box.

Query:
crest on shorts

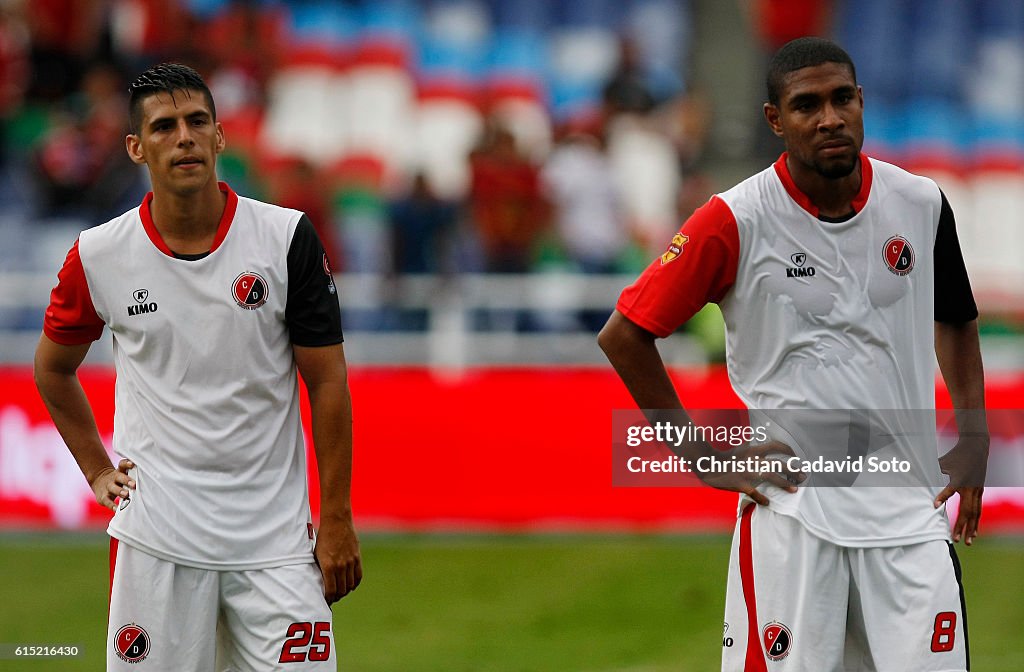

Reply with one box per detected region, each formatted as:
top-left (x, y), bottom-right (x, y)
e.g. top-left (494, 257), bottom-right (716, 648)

top-left (114, 623), bottom-right (150, 663)
top-left (232, 271), bottom-right (269, 310)
top-left (660, 232), bottom-right (689, 265)
top-left (762, 621), bottom-right (793, 661)
top-left (883, 235), bottom-right (915, 276)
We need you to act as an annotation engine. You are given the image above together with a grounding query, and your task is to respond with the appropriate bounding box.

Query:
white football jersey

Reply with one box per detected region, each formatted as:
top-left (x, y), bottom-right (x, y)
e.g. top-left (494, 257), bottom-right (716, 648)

top-left (618, 155), bottom-right (978, 546)
top-left (45, 184), bottom-right (342, 569)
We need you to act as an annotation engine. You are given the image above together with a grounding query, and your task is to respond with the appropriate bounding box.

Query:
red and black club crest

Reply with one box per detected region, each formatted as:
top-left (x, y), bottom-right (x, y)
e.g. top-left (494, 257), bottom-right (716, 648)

top-left (883, 235), bottom-right (915, 276)
top-left (114, 623), bottom-right (150, 663)
top-left (232, 272), bottom-right (269, 310)
top-left (762, 621), bottom-right (793, 661)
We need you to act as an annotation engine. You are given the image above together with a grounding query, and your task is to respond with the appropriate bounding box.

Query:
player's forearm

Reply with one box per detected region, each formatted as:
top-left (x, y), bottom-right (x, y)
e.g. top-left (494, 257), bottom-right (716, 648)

top-left (935, 320), bottom-right (987, 434)
top-left (599, 311), bottom-right (682, 410)
top-left (307, 381), bottom-right (355, 521)
top-left (34, 369), bottom-right (113, 486)
top-left (599, 311), bottom-right (716, 461)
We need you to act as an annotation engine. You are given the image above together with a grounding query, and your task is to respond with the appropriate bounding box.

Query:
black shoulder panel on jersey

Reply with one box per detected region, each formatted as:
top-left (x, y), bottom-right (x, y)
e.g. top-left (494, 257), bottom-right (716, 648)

top-left (286, 215), bottom-right (344, 346)
top-left (934, 191), bottom-right (979, 324)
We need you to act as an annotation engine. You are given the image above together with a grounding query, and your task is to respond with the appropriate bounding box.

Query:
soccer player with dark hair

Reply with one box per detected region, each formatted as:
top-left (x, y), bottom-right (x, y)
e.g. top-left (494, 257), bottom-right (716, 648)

top-left (600, 37), bottom-right (986, 670)
top-left (34, 62), bottom-right (360, 671)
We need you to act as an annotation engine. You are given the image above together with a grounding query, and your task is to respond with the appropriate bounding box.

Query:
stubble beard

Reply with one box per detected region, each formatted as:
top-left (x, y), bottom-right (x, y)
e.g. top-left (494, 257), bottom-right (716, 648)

top-left (814, 153), bottom-right (858, 180)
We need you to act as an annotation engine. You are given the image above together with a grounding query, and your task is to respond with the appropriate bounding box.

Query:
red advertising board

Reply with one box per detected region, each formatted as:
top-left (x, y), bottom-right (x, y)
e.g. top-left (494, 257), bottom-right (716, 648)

top-left (2, 366), bottom-right (1023, 532)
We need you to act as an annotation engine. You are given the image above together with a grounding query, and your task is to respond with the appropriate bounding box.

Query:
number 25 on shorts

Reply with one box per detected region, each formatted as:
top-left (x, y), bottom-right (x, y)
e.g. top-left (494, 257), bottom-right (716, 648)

top-left (279, 622), bottom-right (331, 663)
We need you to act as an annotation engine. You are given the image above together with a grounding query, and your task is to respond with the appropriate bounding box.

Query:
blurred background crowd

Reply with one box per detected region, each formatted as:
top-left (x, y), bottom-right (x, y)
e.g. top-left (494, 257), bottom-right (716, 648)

top-left (0, 0), bottom-right (1022, 366)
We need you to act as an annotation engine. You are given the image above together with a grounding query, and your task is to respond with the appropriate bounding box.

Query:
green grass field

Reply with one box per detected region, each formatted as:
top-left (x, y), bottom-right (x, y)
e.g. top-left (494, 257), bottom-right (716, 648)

top-left (1, 533), bottom-right (1021, 671)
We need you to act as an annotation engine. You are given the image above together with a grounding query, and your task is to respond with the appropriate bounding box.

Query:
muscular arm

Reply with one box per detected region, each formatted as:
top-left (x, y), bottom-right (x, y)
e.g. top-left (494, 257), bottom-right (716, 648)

top-left (293, 342), bottom-right (361, 603)
top-left (933, 319), bottom-right (988, 545)
top-left (597, 310), bottom-right (688, 412)
top-left (598, 311), bottom-right (796, 504)
top-left (33, 334), bottom-right (134, 510)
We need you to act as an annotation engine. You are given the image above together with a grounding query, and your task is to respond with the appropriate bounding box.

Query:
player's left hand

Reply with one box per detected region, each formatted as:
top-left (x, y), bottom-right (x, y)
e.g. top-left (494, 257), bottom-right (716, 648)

top-left (314, 513), bottom-right (362, 603)
top-left (934, 433), bottom-right (989, 546)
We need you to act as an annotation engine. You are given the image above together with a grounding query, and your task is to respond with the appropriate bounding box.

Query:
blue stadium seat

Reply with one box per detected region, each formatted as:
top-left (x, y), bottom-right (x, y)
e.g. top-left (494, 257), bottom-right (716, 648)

top-left (416, 35), bottom-right (488, 81)
top-left (906, 0), bottom-right (973, 101)
top-left (625, 0), bottom-right (692, 98)
top-left (861, 101), bottom-right (906, 160)
top-left (286, 2), bottom-right (357, 45)
top-left (488, 28), bottom-right (549, 80)
top-left (555, 0), bottom-right (626, 29)
top-left (835, 0), bottom-right (911, 107)
top-left (978, 0), bottom-right (1024, 38)
top-left (486, 0), bottom-right (553, 31)
top-left (549, 79), bottom-right (602, 122)
top-left (359, 0), bottom-right (421, 43)
top-left (971, 114), bottom-right (1024, 160)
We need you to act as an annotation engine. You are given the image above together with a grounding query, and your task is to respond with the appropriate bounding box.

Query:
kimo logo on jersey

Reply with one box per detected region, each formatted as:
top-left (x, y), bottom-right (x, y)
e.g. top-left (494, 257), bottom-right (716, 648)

top-left (113, 623), bottom-right (150, 663)
top-left (786, 252), bottom-right (816, 278)
top-left (762, 621), bottom-right (793, 661)
top-left (660, 232), bottom-right (689, 265)
top-left (232, 272), bottom-right (269, 310)
top-left (127, 288), bottom-right (158, 317)
top-left (883, 235), bottom-right (915, 276)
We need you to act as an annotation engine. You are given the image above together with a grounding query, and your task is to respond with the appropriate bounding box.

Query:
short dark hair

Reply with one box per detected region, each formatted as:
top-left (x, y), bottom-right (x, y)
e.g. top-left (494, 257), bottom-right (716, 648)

top-left (766, 37), bottom-right (857, 106)
top-left (128, 63), bottom-right (216, 134)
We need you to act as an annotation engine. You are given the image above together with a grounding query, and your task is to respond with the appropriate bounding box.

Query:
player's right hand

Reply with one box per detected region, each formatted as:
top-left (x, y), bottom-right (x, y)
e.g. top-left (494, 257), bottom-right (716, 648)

top-left (698, 441), bottom-right (805, 506)
top-left (89, 458), bottom-right (136, 511)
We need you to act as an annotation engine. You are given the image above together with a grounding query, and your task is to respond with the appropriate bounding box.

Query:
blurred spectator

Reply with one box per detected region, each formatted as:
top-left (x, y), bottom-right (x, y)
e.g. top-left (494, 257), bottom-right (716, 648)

top-left (0, 2), bottom-right (26, 110)
top-left (0, 2), bottom-right (28, 165)
top-left (541, 124), bottom-right (629, 331)
top-left (108, 0), bottom-right (193, 73)
top-left (540, 125), bottom-right (626, 274)
top-left (333, 157), bottom-right (393, 329)
top-left (25, 0), bottom-right (106, 102)
top-left (31, 61), bottom-right (144, 222)
top-left (468, 122), bottom-right (549, 273)
top-left (267, 158), bottom-right (340, 268)
top-left (387, 172), bottom-right (459, 330)
top-left (601, 36), bottom-right (657, 117)
top-left (389, 172), bottom-right (458, 275)
top-left (202, 0), bottom-right (287, 122)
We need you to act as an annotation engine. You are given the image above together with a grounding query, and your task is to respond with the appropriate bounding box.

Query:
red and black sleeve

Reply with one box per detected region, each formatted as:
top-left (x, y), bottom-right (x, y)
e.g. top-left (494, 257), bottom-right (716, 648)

top-left (286, 215), bottom-right (344, 346)
top-left (934, 191), bottom-right (979, 324)
top-left (42, 239), bottom-right (105, 345)
top-left (616, 196), bottom-right (740, 337)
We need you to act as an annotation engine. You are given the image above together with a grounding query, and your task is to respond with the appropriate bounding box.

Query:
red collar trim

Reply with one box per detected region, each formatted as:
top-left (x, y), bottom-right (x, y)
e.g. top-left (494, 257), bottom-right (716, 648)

top-left (773, 153), bottom-right (872, 218)
top-left (139, 182), bottom-right (239, 257)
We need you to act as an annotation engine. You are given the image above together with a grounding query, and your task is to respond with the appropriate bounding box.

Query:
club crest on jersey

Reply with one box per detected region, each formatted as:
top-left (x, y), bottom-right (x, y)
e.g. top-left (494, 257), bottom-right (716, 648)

top-left (233, 272), bottom-right (269, 310)
top-left (762, 621), bottom-right (793, 661)
top-left (127, 288), bottom-right (158, 317)
top-left (883, 235), bottom-right (915, 276)
top-left (114, 623), bottom-right (150, 663)
top-left (660, 232), bottom-right (689, 265)
top-left (786, 252), bottom-right (816, 278)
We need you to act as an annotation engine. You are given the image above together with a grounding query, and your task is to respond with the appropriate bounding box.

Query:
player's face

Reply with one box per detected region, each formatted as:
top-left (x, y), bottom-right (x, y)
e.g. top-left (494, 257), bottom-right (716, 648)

top-left (764, 62), bottom-right (864, 180)
top-left (125, 89), bottom-right (225, 195)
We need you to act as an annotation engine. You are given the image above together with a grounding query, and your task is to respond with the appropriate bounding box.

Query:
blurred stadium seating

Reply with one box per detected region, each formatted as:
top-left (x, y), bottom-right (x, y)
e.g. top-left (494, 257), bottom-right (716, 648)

top-left (0, 0), bottom-right (1020, 370)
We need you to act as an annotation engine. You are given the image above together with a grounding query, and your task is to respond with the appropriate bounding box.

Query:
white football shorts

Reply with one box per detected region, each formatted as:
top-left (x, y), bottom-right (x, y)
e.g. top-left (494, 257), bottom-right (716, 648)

top-left (722, 504), bottom-right (969, 672)
top-left (107, 539), bottom-right (336, 671)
